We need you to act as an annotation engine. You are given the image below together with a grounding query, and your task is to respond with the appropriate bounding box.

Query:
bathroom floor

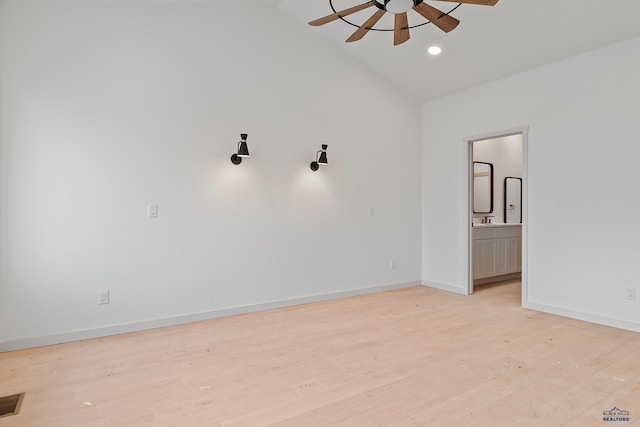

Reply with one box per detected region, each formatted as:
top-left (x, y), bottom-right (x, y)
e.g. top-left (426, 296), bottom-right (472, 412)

top-left (474, 277), bottom-right (521, 305)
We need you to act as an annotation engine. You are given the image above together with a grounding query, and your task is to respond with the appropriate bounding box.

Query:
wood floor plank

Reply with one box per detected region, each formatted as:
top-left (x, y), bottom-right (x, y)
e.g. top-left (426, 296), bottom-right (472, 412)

top-left (1, 281), bottom-right (639, 426)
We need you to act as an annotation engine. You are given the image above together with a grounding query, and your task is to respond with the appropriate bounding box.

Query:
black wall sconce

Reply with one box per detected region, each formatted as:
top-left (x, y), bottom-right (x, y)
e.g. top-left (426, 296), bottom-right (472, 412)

top-left (310, 144), bottom-right (328, 171)
top-left (230, 133), bottom-right (250, 165)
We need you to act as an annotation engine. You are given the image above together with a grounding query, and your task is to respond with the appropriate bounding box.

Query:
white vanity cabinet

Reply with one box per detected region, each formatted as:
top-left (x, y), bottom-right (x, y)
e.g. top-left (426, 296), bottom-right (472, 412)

top-left (473, 225), bottom-right (521, 280)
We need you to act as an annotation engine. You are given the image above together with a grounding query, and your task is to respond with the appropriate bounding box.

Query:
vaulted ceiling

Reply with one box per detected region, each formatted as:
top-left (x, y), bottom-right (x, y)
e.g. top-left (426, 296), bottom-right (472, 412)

top-left (278, 0), bottom-right (640, 100)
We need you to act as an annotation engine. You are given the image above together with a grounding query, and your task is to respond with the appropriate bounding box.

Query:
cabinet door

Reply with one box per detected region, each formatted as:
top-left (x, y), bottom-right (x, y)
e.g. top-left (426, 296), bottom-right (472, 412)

top-left (473, 239), bottom-right (497, 279)
top-left (497, 237), bottom-right (519, 275)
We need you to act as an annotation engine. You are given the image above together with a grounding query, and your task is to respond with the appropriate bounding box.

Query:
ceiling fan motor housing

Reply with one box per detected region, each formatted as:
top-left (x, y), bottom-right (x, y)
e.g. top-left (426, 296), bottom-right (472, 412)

top-left (381, 0), bottom-right (420, 14)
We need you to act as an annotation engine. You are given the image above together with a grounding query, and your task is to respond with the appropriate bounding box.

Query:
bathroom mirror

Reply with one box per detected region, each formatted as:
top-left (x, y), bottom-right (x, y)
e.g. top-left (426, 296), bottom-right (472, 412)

top-left (473, 162), bottom-right (493, 214)
top-left (504, 177), bottom-right (522, 223)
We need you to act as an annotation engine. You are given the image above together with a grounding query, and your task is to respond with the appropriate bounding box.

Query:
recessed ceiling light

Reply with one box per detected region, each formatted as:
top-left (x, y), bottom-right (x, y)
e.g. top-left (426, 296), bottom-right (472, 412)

top-left (427, 46), bottom-right (442, 56)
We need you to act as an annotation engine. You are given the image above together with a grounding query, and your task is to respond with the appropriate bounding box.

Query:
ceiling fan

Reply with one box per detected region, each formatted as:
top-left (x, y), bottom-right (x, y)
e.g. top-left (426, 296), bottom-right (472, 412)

top-left (309, 0), bottom-right (499, 46)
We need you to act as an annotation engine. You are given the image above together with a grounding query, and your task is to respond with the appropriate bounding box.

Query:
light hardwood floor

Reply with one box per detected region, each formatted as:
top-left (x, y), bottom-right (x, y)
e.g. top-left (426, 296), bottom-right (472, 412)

top-left (2, 280), bottom-right (640, 426)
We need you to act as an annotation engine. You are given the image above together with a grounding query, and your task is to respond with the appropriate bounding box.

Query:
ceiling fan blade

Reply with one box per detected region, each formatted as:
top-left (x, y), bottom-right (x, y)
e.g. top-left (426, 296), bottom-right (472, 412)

top-left (413, 2), bottom-right (459, 33)
top-left (346, 9), bottom-right (386, 42)
top-left (434, 0), bottom-right (498, 5)
top-left (308, 1), bottom-right (375, 26)
top-left (394, 12), bottom-right (410, 46)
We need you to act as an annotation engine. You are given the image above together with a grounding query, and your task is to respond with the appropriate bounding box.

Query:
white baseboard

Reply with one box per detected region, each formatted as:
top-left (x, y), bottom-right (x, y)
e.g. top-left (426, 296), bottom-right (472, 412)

top-left (524, 301), bottom-right (640, 333)
top-left (422, 280), bottom-right (640, 333)
top-left (0, 280), bottom-right (420, 353)
top-left (421, 280), bottom-right (468, 295)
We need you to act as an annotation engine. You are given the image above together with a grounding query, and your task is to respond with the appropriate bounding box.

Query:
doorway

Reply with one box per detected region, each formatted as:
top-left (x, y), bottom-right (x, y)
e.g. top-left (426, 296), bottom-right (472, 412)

top-left (464, 127), bottom-right (528, 306)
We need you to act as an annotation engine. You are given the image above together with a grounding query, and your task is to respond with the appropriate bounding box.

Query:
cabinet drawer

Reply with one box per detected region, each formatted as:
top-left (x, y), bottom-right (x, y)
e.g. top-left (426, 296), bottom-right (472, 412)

top-left (497, 227), bottom-right (522, 238)
top-left (473, 228), bottom-right (497, 239)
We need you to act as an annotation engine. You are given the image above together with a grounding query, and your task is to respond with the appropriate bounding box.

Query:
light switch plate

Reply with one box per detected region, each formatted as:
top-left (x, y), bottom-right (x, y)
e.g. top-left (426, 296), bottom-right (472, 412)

top-left (98, 289), bottom-right (110, 305)
top-left (147, 204), bottom-right (158, 218)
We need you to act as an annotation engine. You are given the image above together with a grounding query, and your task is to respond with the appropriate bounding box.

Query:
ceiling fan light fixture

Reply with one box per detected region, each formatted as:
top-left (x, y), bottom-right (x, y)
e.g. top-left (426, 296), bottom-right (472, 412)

top-left (384, 0), bottom-right (414, 14)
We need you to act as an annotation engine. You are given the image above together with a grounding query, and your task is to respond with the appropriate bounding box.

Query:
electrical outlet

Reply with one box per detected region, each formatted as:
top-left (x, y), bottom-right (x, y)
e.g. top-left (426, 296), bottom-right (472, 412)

top-left (389, 260), bottom-right (396, 270)
top-left (98, 289), bottom-right (110, 305)
top-left (624, 287), bottom-right (635, 301)
top-left (368, 207), bottom-right (375, 217)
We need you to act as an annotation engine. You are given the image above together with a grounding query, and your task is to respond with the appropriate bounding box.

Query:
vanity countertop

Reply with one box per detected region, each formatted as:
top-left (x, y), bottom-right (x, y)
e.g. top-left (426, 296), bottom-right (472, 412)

top-left (472, 223), bottom-right (522, 228)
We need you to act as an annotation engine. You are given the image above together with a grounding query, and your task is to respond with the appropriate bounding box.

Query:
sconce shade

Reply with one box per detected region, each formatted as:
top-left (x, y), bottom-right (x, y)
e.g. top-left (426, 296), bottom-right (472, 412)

top-left (310, 144), bottom-right (328, 171)
top-left (237, 141), bottom-right (250, 157)
top-left (237, 133), bottom-right (250, 157)
top-left (231, 133), bottom-right (249, 165)
top-left (317, 144), bottom-right (328, 165)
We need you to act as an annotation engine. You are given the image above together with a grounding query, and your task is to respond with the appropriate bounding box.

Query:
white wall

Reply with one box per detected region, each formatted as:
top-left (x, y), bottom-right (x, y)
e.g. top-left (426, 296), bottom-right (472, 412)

top-left (422, 36), bottom-right (640, 330)
top-left (0, 0), bottom-right (422, 350)
top-left (473, 135), bottom-right (522, 223)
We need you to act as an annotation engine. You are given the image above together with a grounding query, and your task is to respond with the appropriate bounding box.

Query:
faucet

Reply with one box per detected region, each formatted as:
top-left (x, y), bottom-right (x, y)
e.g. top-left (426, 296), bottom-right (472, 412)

top-left (483, 215), bottom-right (494, 224)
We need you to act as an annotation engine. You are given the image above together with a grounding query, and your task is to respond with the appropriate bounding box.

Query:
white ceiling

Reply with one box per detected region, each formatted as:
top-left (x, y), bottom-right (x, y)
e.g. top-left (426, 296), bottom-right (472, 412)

top-left (278, 0), bottom-right (640, 101)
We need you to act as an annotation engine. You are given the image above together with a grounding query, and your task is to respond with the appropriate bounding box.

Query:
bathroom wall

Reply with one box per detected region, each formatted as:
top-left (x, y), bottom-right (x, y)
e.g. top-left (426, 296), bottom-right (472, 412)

top-left (0, 0), bottom-right (422, 350)
top-left (473, 135), bottom-right (523, 223)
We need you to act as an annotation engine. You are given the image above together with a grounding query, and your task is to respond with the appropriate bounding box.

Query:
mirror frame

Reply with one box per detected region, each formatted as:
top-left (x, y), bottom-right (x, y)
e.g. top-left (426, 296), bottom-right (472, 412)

top-left (504, 177), bottom-right (522, 223)
top-left (473, 161), bottom-right (494, 214)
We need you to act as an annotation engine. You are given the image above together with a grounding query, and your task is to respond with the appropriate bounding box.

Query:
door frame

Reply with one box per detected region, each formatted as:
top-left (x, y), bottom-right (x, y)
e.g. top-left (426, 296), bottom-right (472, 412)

top-left (463, 126), bottom-right (529, 305)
